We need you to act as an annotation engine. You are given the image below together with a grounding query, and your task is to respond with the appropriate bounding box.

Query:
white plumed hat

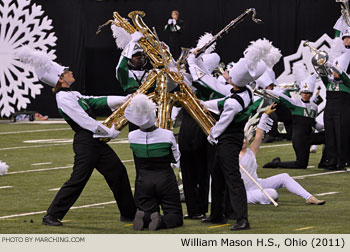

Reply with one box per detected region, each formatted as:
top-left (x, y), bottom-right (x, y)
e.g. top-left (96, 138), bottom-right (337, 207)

top-left (0, 160), bottom-right (9, 176)
top-left (333, 48), bottom-right (350, 72)
top-left (299, 73), bottom-right (317, 94)
top-left (329, 37), bottom-right (345, 62)
top-left (202, 53), bottom-right (220, 74)
top-left (292, 62), bottom-right (308, 85)
top-left (16, 46), bottom-right (66, 87)
top-left (342, 27), bottom-right (350, 40)
top-left (229, 38), bottom-right (281, 87)
top-left (124, 94), bottom-right (157, 129)
top-left (255, 68), bottom-right (276, 89)
top-left (111, 24), bottom-right (132, 50)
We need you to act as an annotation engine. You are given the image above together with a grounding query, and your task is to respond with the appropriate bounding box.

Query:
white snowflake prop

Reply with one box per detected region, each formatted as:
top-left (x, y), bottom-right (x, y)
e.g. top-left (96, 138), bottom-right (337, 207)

top-left (0, 0), bottom-right (57, 117)
top-left (276, 33), bottom-right (334, 125)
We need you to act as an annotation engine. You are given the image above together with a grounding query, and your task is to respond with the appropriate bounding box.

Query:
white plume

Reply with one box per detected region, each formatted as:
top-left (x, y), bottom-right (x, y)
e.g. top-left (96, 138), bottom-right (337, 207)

top-left (329, 37), bottom-right (345, 62)
top-left (128, 94), bottom-right (157, 116)
top-left (244, 38), bottom-right (272, 70)
top-left (0, 161), bottom-right (9, 176)
top-left (196, 32), bottom-right (216, 54)
top-left (292, 62), bottom-right (308, 84)
top-left (263, 46), bottom-right (282, 68)
top-left (111, 24), bottom-right (132, 50)
top-left (15, 46), bottom-right (52, 72)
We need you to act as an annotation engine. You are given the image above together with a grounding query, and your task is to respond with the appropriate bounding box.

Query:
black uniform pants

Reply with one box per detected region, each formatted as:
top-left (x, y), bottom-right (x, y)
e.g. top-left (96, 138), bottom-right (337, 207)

top-left (178, 114), bottom-right (213, 216)
top-left (136, 168), bottom-right (183, 229)
top-left (47, 131), bottom-right (136, 220)
top-left (210, 133), bottom-right (248, 221)
top-left (324, 101), bottom-right (350, 168)
top-left (278, 131), bottom-right (325, 169)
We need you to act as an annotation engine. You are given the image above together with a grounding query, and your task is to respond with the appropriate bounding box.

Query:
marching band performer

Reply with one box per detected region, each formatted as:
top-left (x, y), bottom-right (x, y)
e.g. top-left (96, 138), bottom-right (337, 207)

top-left (255, 68), bottom-right (293, 142)
top-left (320, 41), bottom-right (350, 170)
top-left (112, 27), bottom-right (152, 96)
top-left (179, 34), bottom-right (223, 220)
top-left (263, 73), bottom-right (327, 169)
top-left (125, 94), bottom-right (183, 231)
top-left (188, 38), bottom-right (281, 230)
top-left (17, 46), bottom-right (136, 226)
top-left (240, 104), bottom-right (326, 205)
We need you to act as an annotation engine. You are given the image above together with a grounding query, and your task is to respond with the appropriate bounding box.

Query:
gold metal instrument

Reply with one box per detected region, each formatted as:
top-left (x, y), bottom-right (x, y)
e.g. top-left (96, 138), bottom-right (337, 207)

top-left (100, 70), bottom-right (158, 142)
top-left (336, 0), bottom-right (350, 26)
top-left (303, 41), bottom-right (331, 77)
top-left (97, 11), bottom-right (216, 140)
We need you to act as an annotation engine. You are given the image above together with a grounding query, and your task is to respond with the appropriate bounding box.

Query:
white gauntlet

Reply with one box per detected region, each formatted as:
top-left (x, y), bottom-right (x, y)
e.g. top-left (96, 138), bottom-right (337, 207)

top-left (93, 123), bottom-right (120, 139)
top-left (257, 113), bottom-right (274, 133)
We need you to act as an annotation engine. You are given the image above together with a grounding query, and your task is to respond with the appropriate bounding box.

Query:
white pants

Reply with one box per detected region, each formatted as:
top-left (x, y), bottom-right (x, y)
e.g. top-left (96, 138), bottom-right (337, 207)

top-left (246, 173), bottom-right (312, 204)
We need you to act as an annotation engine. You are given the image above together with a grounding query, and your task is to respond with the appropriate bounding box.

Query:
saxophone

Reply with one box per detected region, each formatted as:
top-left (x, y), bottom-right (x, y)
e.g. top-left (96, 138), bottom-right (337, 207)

top-left (100, 70), bottom-right (158, 141)
top-left (98, 11), bottom-right (216, 138)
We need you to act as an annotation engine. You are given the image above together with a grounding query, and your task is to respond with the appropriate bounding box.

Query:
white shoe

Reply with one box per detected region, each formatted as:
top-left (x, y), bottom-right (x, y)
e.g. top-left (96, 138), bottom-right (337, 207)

top-left (306, 196), bottom-right (326, 205)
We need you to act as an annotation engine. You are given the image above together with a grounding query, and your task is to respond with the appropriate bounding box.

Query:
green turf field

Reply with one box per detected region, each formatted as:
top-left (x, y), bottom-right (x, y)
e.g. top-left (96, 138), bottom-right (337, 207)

top-left (0, 120), bottom-right (349, 234)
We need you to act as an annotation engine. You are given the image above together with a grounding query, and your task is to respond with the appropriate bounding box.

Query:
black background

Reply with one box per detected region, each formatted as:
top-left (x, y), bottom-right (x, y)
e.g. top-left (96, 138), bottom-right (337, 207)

top-left (25, 0), bottom-right (340, 117)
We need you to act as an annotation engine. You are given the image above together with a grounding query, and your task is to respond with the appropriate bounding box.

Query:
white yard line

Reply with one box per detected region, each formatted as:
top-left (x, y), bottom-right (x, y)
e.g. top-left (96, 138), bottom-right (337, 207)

top-left (6, 165), bottom-right (73, 175)
top-left (7, 160), bottom-right (133, 176)
top-left (31, 162), bottom-right (52, 166)
top-left (0, 201), bottom-right (116, 220)
top-left (315, 192), bottom-right (339, 196)
top-left (260, 143), bottom-right (292, 148)
top-left (48, 188), bottom-right (61, 191)
top-left (0, 143), bottom-right (69, 151)
top-left (292, 170), bottom-right (347, 179)
top-left (0, 128), bottom-right (70, 135)
top-left (0, 186), bottom-right (13, 189)
top-left (0, 138), bottom-right (130, 151)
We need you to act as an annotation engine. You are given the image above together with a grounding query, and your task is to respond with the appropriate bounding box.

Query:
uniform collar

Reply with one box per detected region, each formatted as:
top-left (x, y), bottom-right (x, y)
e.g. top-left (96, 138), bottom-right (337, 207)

top-left (231, 86), bottom-right (247, 94)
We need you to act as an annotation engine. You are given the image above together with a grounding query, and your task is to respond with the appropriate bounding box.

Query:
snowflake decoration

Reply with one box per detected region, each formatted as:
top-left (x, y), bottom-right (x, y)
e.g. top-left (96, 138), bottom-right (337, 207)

top-left (276, 33), bottom-right (334, 125)
top-left (0, 0), bottom-right (57, 117)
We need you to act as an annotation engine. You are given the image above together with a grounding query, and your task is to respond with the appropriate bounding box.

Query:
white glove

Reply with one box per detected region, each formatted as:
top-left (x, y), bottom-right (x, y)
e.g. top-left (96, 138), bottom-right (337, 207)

top-left (93, 123), bottom-right (120, 139)
top-left (131, 31), bottom-right (143, 42)
top-left (0, 161), bottom-right (9, 176)
top-left (315, 122), bottom-right (324, 131)
top-left (107, 95), bottom-right (129, 110)
top-left (172, 19), bottom-right (177, 25)
top-left (168, 19), bottom-right (172, 25)
top-left (187, 52), bottom-right (198, 65)
top-left (257, 113), bottom-right (274, 133)
top-left (171, 161), bottom-right (180, 169)
top-left (207, 133), bottom-right (218, 145)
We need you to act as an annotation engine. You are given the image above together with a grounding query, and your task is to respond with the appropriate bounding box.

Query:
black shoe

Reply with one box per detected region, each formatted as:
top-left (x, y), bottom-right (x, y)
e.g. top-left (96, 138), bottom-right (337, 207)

top-left (263, 157), bottom-right (281, 168)
top-left (120, 215), bottom-right (134, 222)
top-left (184, 213), bottom-right (206, 220)
top-left (42, 215), bottom-right (62, 226)
top-left (318, 162), bottom-right (327, 169)
top-left (231, 218), bottom-right (250, 231)
top-left (149, 212), bottom-right (161, 231)
top-left (133, 210), bottom-right (145, 231)
top-left (201, 215), bottom-right (227, 224)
